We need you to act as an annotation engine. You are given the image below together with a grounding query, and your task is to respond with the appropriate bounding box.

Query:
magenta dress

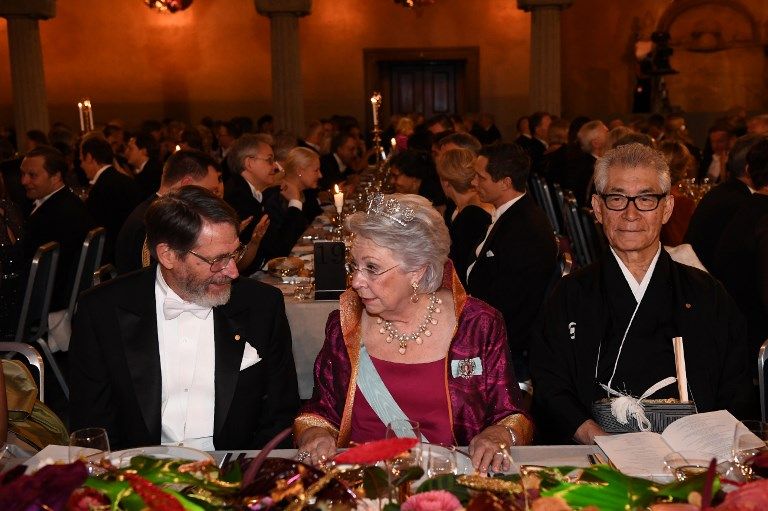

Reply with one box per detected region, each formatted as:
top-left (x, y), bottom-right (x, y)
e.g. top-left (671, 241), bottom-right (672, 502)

top-left (295, 262), bottom-right (532, 446)
top-left (350, 356), bottom-right (453, 445)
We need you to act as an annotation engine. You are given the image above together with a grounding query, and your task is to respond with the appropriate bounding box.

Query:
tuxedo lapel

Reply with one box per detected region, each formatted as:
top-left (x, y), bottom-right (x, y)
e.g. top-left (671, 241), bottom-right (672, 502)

top-left (213, 298), bottom-right (249, 436)
top-left (116, 270), bottom-right (161, 439)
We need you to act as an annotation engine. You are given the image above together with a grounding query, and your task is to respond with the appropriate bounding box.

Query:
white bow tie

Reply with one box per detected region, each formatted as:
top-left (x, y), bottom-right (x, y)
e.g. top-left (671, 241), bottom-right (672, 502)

top-left (163, 298), bottom-right (212, 320)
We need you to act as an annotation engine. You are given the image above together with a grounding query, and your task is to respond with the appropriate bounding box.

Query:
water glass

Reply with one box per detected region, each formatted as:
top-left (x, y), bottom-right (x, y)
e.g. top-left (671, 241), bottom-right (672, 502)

top-left (294, 283), bottom-right (313, 301)
top-left (69, 427), bottom-right (110, 474)
top-left (664, 451), bottom-right (717, 481)
top-left (425, 444), bottom-right (457, 478)
top-left (385, 420), bottom-right (422, 500)
top-left (733, 420), bottom-right (768, 479)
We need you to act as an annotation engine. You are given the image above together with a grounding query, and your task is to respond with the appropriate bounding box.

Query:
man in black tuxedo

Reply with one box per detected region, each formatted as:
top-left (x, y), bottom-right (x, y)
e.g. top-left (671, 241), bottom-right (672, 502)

top-left (115, 149), bottom-right (223, 274)
top-left (70, 186), bottom-right (300, 450)
top-left (20, 146), bottom-right (93, 313)
top-left (319, 131), bottom-right (358, 190)
top-left (519, 112), bottom-right (551, 174)
top-left (126, 133), bottom-right (162, 201)
top-left (685, 133), bottom-right (765, 269)
top-left (466, 143), bottom-right (558, 381)
top-left (80, 136), bottom-right (140, 264)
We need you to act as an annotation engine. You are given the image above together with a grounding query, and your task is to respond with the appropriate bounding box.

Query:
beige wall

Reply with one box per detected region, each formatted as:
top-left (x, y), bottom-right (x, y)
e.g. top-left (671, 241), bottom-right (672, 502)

top-left (0, 0), bottom-right (530, 138)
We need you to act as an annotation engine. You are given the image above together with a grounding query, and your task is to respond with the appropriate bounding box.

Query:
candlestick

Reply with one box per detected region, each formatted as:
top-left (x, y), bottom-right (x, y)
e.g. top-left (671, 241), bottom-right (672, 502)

top-left (391, 137), bottom-right (396, 150)
top-left (672, 336), bottom-right (688, 403)
top-left (333, 184), bottom-right (344, 215)
top-left (84, 100), bottom-right (94, 130)
top-left (77, 102), bottom-right (85, 132)
top-left (175, 144), bottom-right (181, 152)
top-left (370, 91), bottom-right (382, 127)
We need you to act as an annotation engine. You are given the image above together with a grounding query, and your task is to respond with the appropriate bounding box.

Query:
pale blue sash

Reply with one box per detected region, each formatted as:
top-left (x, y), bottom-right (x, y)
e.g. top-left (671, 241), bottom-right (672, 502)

top-left (357, 345), bottom-right (428, 442)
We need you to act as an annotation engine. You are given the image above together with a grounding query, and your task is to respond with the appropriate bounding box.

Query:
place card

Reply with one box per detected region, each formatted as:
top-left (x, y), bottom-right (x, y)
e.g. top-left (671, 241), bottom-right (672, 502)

top-left (314, 241), bottom-right (346, 300)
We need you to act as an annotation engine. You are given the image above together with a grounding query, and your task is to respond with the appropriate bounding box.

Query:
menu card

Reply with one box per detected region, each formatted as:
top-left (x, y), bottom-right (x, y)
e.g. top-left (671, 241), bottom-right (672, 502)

top-left (313, 241), bottom-right (346, 300)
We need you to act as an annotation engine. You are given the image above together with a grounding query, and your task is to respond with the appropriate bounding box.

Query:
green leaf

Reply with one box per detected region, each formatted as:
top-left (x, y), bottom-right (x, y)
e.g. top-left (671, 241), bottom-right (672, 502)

top-left (416, 475), bottom-right (471, 503)
top-left (382, 504), bottom-right (401, 511)
top-left (219, 458), bottom-right (242, 483)
top-left (363, 466), bottom-right (390, 499)
top-left (658, 472), bottom-right (720, 500)
top-left (393, 466), bottom-right (425, 487)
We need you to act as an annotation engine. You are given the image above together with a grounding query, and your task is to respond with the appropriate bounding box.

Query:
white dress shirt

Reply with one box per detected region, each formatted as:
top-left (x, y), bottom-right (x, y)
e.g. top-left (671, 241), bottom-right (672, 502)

top-left (31, 185), bottom-right (65, 215)
top-left (466, 193), bottom-right (526, 279)
top-left (609, 243), bottom-right (661, 303)
top-left (154, 267), bottom-right (216, 450)
top-left (89, 165), bottom-right (111, 185)
top-left (334, 153), bottom-right (348, 175)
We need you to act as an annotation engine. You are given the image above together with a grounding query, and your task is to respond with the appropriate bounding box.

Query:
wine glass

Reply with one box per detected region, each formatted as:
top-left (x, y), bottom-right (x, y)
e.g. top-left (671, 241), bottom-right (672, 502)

top-left (69, 427), bottom-right (110, 474)
top-left (385, 420), bottom-right (422, 501)
top-left (664, 451), bottom-right (717, 481)
top-left (733, 420), bottom-right (768, 480)
top-left (426, 444), bottom-right (457, 478)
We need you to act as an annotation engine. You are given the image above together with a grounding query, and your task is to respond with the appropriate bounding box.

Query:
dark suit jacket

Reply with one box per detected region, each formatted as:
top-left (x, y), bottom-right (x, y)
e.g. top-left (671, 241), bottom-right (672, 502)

top-left (319, 153), bottom-right (344, 190)
top-left (134, 159), bottom-right (162, 201)
top-left (86, 167), bottom-right (140, 264)
top-left (0, 157), bottom-right (32, 218)
top-left (684, 178), bottom-right (752, 270)
top-left (23, 187), bottom-right (93, 311)
top-left (115, 194), bottom-right (158, 274)
top-left (224, 173), bottom-right (264, 243)
top-left (466, 193), bottom-right (558, 376)
top-left (69, 268), bottom-right (300, 450)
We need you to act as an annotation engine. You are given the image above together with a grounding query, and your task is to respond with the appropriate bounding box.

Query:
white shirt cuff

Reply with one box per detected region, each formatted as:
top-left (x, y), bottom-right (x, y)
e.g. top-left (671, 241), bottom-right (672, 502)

top-left (288, 199), bottom-right (303, 210)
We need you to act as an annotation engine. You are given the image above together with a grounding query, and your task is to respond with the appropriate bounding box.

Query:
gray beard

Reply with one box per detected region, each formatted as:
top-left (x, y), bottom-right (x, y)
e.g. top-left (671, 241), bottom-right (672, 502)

top-left (180, 275), bottom-right (233, 308)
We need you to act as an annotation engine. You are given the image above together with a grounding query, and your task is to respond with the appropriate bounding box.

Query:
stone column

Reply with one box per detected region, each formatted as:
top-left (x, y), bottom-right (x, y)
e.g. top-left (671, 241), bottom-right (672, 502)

top-left (255, 0), bottom-right (311, 136)
top-left (0, 0), bottom-right (56, 149)
top-left (517, 0), bottom-right (573, 116)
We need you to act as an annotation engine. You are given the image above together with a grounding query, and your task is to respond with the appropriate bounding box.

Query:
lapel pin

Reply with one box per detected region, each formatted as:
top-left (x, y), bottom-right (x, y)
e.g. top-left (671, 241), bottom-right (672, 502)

top-left (234, 334), bottom-right (241, 341)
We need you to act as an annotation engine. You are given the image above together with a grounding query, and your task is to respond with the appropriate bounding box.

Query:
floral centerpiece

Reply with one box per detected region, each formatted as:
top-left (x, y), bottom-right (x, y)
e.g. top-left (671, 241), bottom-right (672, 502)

top-left (3, 440), bottom-right (768, 510)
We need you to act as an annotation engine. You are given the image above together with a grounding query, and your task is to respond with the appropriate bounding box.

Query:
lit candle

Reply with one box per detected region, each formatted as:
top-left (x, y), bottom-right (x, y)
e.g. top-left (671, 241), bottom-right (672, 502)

top-left (77, 102), bottom-right (84, 132)
top-left (370, 96), bottom-right (379, 126)
top-left (333, 184), bottom-right (344, 215)
top-left (391, 137), bottom-right (396, 150)
top-left (84, 100), bottom-right (94, 130)
top-left (175, 144), bottom-right (181, 152)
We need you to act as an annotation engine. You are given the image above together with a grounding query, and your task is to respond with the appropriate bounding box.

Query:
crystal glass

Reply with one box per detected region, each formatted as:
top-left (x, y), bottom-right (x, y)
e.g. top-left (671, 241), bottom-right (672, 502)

top-left (425, 444), bottom-right (457, 478)
top-left (664, 451), bottom-right (717, 481)
top-left (69, 427), bottom-right (110, 474)
top-left (733, 420), bottom-right (768, 480)
top-left (385, 420), bottom-right (422, 501)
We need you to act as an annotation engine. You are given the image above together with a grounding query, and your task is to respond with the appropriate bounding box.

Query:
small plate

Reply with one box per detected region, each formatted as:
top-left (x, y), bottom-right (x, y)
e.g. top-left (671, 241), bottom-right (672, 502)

top-left (108, 446), bottom-right (214, 468)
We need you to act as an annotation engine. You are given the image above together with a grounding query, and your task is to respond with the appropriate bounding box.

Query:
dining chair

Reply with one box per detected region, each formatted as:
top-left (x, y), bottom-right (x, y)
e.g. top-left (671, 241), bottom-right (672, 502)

top-left (0, 342), bottom-right (45, 402)
top-left (67, 227), bottom-right (106, 321)
top-left (535, 175), bottom-right (561, 235)
top-left (93, 263), bottom-right (117, 286)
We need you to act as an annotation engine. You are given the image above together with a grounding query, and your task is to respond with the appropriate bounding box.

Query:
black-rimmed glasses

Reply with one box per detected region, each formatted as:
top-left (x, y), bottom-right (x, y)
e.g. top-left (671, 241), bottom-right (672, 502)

top-left (599, 193), bottom-right (668, 211)
top-left (186, 244), bottom-right (246, 272)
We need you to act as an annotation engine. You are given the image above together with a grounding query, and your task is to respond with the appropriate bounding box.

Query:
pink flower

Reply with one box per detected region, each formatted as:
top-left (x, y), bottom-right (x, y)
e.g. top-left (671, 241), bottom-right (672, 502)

top-left (401, 490), bottom-right (462, 511)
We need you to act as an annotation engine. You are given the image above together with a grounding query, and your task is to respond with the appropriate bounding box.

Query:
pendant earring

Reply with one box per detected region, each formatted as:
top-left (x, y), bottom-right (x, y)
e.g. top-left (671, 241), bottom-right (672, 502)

top-left (411, 282), bottom-right (419, 303)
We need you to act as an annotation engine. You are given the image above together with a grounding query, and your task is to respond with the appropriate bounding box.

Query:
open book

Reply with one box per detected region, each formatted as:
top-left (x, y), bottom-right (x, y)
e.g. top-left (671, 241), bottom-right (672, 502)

top-left (595, 410), bottom-right (761, 477)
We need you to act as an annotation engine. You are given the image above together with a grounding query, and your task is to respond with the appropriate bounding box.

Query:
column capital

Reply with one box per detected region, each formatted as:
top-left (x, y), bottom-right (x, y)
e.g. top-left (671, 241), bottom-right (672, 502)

top-left (517, 0), bottom-right (572, 12)
top-left (0, 0), bottom-right (56, 19)
top-left (254, 0), bottom-right (311, 17)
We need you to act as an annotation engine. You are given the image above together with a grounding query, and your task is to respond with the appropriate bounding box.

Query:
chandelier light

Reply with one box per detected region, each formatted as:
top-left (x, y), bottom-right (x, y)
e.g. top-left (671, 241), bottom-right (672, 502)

top-left (145, 0), bottom-right (193, 13)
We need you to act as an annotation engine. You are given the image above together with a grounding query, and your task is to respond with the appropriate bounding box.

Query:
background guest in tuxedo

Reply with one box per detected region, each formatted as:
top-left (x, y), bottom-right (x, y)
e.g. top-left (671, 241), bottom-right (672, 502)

top-left (298, 120), bottom-right (324, 155)
top-left (466, 143), bottom-right (558, 381)
top-left (70, 186), bottom-right (299, 450)
top-left (712, 139), bottom-right (768, 366)
top-left (125, 133), bottom-right (162, 201)
top-left (685, 134), bottom-right (765, 269)
top-left (436, 148), bottom-right (492, 285)
top-left (518, 111), bottom-right (551, 173)
top-left (80, 135), bottom-right (140, 264)
top-left (224, 133), bottom-right (279, 243)
top-left (21, 146), bottom-right (93, 316)
top-left (389, 149), bottom-right (447, 210)
top-left (115, 149), bottom-right (223, 274)
top-left (319, 131), bottom-right (358, 190)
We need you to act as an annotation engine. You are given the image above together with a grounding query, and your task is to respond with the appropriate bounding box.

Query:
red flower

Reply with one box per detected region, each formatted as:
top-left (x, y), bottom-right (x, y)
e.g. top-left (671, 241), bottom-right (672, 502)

top-left (334, 438), bottom-right (419, 464)
top-left (716, 479), bottom-right (768, 510)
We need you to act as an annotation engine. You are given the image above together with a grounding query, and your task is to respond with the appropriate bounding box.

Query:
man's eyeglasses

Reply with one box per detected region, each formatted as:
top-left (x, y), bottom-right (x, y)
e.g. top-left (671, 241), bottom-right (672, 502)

top-left (346, 262), bottom-right (399, 280)
top-left (248, 154), bottom-right (276, 166)
top-left (186, 244), bottom-right (246, 272)
top-left (599, 193), bottom-right (668, 212)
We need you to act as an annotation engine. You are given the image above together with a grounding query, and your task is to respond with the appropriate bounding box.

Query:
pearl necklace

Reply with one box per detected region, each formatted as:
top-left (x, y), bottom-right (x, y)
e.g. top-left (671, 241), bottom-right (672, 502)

top-left (377, 293), bottom-right (442, 355)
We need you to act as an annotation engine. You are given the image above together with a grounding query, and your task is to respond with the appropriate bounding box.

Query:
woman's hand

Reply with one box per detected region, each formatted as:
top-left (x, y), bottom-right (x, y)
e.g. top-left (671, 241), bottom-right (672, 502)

top-left (469, 425), bottom-right (514, 474)
top-left (251, 215), bottom-right (270, 241)
top-left (296, 427), bottom-right (336, 467)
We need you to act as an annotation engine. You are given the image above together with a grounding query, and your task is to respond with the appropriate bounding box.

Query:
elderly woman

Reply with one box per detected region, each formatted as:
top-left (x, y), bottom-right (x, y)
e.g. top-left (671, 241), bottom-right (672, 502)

top-left (295, 193), bottom-right (532, 472)
top-left (436, 148), bottom-right (492, 284)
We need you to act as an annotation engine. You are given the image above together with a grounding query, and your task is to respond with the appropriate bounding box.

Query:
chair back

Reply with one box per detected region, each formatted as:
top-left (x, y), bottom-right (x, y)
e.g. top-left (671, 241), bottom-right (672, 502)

top-left (759, 339), bottom-right (768, 422)
top-left (0, 342), bottom-right (45, 402)
top-left (15, 242), bottom-right (59, 344)
top-left (560, 191), bottom-right (591, 267)
top-left (93, 263), bottom-right (118, 287)
top-left (67, 227), bottom-right (106, 317)
top-left (536, 175), bottom-right (561, 234)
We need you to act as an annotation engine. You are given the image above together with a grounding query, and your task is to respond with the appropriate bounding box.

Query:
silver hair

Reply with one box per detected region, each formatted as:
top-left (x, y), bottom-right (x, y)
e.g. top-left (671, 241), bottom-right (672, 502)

top-left (577, 120), bottom-right (606, 153)
top-left (226, 133), bottom-right (272, 174)
top-left (594, 143), bottom-right (671, 194)
top-left (345, 194), bottom-right (449, 292)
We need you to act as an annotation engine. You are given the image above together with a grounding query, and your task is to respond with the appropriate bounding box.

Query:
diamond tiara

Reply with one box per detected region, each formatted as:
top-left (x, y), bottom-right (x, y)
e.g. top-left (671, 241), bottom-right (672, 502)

top-left (366, 194), bottom-right (415, 226)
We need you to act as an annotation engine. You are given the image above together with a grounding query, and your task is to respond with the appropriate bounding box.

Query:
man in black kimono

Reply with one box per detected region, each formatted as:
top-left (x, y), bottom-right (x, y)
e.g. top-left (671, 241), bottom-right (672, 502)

top-left (531, 143), bottom-right (751, 445)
